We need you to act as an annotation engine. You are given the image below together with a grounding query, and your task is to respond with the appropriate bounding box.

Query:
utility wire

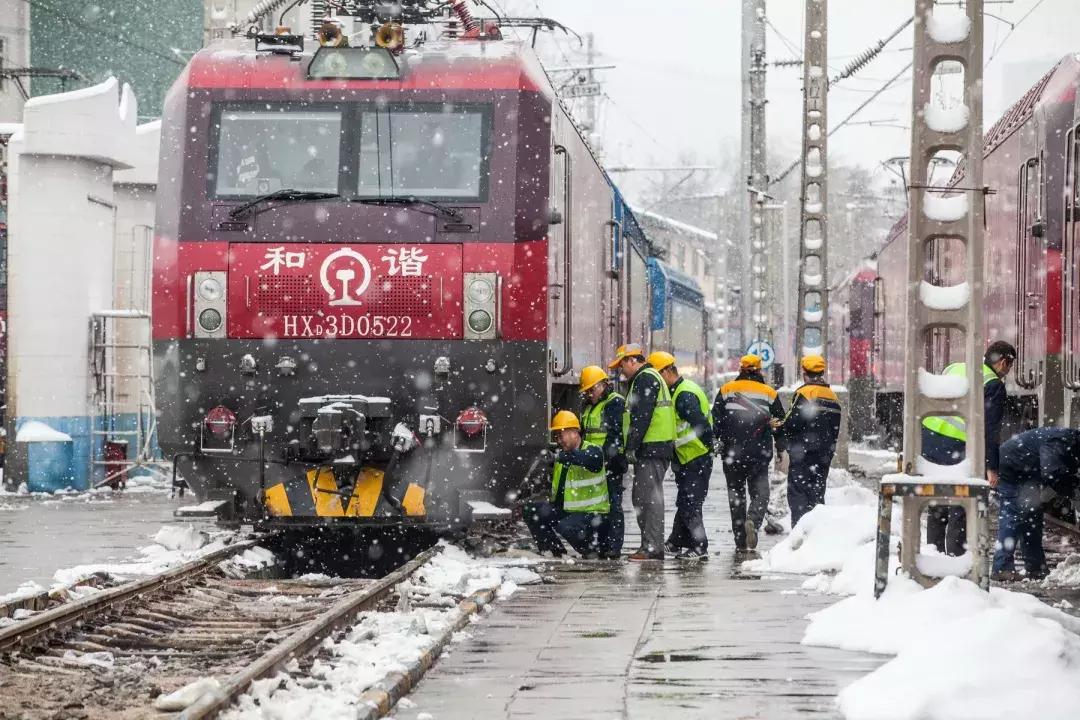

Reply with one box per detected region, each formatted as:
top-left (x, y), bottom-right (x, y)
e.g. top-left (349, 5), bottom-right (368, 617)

top-left (830, 16), bottom-right (914, 86)
top-left (774, 61), bottom-right (913, 185)
top-left (18, 0), bottom-right (186, 68)
top-left (985, 0), bottom-right (1049, 67)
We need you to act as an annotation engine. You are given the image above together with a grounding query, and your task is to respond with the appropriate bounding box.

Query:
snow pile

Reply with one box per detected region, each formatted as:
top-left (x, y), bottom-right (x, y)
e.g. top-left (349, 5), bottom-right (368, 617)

top-left (154, 677), bottom-right (223, 711)
top-left (0, 580), bottom-right (46, 605)
top-left (917, 367), bottom-right (967, 399)
top-left (923, 102), bottom-right (970, 133)
top-left (15, 421), bottom-right (72, 443)
top-left (922, 192), bottom-right (968, 222)
top-left (221, 547), bottom-right (277, 576)
top-left (153, 524), bottom-right (210, 553)
top-left (927, 9), bottom-right (972, 44)
top-left (52, 525), bottom-right (238, 586)
top-left (1045, 554), bottom-right (1080, 586)
top-left (222, 544), bottom-right (540, 720)
top-left (804, 576), bottom-right (1080, 720)
top-left (919, 280), bottom-right (970, 310)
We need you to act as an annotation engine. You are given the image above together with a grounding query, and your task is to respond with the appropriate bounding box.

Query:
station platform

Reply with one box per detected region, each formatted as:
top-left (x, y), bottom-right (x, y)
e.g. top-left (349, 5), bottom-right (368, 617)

top-left (396, 467), bottom-right (884, 719)
top-left (0, 485), bottom-right (186, 592)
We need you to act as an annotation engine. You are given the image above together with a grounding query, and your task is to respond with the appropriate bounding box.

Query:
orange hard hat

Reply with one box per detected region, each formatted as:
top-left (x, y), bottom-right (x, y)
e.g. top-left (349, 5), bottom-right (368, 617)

top-left (549, 410), bottom-right (581, 432)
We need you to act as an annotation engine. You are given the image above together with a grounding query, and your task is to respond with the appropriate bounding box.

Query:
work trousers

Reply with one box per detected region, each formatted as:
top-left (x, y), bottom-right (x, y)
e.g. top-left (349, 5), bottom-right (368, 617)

top-left (724, 460), bottom-right (770, 549)
top-left (788, 452), bottom-right (832, 528)
top-left (524, 501), bottom-right (603, 557)
top-left (927, 505), bottom-right (967, 556)
top-left (668, 455), bottom-right (712, 553)
top-left (596, 472), bottom-right (626, 556)
top-left (992, 475), bottom-right (1047, 576)
top-left (631, 457), bottom-right (669, 555)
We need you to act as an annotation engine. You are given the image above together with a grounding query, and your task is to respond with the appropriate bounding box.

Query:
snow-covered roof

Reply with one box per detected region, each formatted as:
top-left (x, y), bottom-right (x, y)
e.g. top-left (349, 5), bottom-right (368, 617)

top-left (629, 205), bottom-right (718, 243)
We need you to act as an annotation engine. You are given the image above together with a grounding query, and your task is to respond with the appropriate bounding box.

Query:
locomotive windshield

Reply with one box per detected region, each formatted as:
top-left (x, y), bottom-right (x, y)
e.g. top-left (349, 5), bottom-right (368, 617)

top-left (214, 109), bottom-right (342, 197)
top-left (211, 104), bottom-right (491, 202)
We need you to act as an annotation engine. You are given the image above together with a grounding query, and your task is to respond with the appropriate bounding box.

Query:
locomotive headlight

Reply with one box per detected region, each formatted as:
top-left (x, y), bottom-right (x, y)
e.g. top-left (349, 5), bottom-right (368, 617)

top-left (466, 277), bottom-right (494, 305)
top-left (199, 308), bottom-right (223, 333)
top-left (198, 277), bottom-right (224, 302)
top-left (468, 310), bottom-right (493, 334)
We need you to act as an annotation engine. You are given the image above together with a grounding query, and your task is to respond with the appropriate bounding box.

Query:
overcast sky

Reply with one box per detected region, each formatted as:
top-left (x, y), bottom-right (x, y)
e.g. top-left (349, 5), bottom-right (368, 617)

top-left (497, 0), bottom-right (1079, 200)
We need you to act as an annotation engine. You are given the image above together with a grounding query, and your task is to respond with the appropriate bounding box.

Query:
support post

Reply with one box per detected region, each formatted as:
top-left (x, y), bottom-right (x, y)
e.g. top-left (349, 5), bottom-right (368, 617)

top-left (741, 0), bottom-right (768, 349)
top-left (795, 0), bottom-right (828, 360)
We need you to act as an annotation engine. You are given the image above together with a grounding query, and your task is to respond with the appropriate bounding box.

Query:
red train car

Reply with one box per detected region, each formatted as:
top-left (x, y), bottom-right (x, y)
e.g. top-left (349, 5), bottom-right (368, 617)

top-left (152, 13), bottom-right (652, 527)
top-left (853, 55), bottom-right (1080, 441)
top-left (826, 260), bottom-right (877, 439)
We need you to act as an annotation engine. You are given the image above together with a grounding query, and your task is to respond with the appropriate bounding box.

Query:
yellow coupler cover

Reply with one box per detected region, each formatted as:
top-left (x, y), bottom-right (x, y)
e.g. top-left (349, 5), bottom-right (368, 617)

top-left (263, 467), bottom-right (426, 518)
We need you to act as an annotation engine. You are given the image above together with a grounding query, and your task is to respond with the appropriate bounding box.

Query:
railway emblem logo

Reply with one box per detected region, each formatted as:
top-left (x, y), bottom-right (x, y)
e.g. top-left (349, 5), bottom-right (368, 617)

top-left (320, 248), bottom-right (372, 306)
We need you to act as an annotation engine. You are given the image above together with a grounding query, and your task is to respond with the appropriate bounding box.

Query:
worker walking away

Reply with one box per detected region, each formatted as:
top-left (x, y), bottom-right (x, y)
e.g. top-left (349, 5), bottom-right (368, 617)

top-left (713, 354), bottom-right (786, 552)
top-left (610, 343), bottom-right (676, 561)
top-left (523, 411), bottom-right (610, 558)
top-left (649, 352), bottom-right (714, 561)
top-left (921, 341), bottom-right (1015, 556)
top-left (773, 355), bottom-right (842, 528)
top-left (580, 365), bottom-right (627, 560)
top-left (991, 427), bottom-right (1080, 582)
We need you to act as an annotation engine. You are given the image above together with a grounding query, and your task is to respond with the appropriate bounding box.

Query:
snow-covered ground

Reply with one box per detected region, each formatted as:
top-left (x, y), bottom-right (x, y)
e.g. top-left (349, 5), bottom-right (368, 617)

top-left (747, 469), bottom-right (1080, 720)
top-left (221, 543), bottom-right (542, 720)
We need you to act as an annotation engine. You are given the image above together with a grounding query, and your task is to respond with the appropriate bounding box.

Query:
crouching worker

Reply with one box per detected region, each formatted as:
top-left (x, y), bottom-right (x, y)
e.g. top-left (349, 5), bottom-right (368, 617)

top-left (992, 427), bottom-right (1080, 582)
top-left (524, 411), bottom-right (610, 558)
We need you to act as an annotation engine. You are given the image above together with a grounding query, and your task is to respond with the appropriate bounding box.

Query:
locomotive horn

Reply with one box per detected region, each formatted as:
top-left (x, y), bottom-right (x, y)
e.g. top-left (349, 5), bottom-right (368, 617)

top-left (374, 22), bottom-right (404, 51)
top-left (318, 20), bottom-right (347, 47)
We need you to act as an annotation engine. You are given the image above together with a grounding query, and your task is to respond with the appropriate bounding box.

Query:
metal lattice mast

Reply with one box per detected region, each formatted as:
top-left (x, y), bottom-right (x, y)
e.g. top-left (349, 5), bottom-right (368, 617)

top-left (743, 0), bottom-right (769, 346)
top-left (902, 0), bottom-right (985, 476)
top-left (795, 0), bottom-right (828, 360)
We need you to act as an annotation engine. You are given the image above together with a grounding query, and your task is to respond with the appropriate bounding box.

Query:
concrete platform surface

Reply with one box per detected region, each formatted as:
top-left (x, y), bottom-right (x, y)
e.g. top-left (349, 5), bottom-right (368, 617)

top-left (396, 467), bottom-right (882, 719)
top-left (0, 488), bottom-right (186, 592)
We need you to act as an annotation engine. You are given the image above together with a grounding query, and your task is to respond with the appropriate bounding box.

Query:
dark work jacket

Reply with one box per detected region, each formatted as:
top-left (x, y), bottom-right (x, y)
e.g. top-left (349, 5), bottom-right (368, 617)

top-left (552, 443), bottom-right (606, 510)
top-left (776, 380), bottom-right (842, 462)
top-left (921, 374), bottom-right (1007, 471)
top-left (712, 372), bottom-right (786, 466)
top-left (593, 390), bottom-right (628, 475)
top-left (998, 427), bottom-right (1080, 495)
top-left (624, 365), bottom-right (674, 461)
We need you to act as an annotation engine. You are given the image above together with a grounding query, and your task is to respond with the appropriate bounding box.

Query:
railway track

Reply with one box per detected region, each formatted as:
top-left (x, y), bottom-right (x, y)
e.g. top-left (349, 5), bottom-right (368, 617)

top-left (0, 541), bottom-right (440, 720)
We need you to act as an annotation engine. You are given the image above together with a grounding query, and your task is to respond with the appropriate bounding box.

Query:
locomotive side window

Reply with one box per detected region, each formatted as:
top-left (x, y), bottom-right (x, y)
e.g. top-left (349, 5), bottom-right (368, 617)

top-left (213, 110), bottom-right (342, 197)
top-left (355, 107), bottom-right (491, 201)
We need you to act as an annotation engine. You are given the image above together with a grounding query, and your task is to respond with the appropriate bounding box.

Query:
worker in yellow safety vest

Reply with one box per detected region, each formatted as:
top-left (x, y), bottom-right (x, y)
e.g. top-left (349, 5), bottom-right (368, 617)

top-left (921, 340), bottom-right (1015, 556)
top-left (610, 343), bottom-right (676, 561)
top-left (523, 411), bottom-right (609, 558)
top-left (649, 351), bottom-right (714, 562)
top-left (580, 365), bottom-right (627, 560)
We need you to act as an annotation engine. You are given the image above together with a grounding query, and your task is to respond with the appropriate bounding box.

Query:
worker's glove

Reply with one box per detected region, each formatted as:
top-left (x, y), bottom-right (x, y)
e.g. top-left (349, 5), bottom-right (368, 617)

top-left (626, 450), bottom-right (638, 465)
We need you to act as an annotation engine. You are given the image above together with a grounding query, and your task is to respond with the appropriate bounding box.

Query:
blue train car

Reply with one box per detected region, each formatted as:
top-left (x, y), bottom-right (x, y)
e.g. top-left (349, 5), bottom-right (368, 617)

top-left (647, 258), bottom-right (708, 387)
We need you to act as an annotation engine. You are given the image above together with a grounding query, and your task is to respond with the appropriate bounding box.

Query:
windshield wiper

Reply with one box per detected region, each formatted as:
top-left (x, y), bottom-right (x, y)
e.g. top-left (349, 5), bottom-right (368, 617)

top-left (229, 189), bottom-right (341, 219)
top-left (356, 196), bottom-right (462, 219)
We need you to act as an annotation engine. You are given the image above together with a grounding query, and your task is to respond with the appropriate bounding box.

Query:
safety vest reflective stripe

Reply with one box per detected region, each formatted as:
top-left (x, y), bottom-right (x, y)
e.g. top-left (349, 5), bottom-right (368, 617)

top-left (552, 441), bottom-right (610, 514)
top-left (672, 379), bottom-right (711, 465)
top-left (922, 363), bottom-right (998, 441)
top-left (622, 366), bottom-right (677, 445)
top-left (583, 393), bottom-right (620, 445)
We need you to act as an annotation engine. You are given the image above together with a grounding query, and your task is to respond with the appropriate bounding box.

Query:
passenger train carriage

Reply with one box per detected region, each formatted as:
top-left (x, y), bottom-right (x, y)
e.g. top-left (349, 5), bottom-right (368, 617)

top-left (834, 54), bottom-right (1080, 444)
top-left (152, 6), bottom-right (706, 528)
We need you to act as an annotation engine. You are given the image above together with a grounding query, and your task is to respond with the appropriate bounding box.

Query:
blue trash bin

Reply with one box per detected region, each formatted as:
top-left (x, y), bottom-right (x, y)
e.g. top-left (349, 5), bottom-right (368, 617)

top-left (17, 421), bottom-right (76, 493)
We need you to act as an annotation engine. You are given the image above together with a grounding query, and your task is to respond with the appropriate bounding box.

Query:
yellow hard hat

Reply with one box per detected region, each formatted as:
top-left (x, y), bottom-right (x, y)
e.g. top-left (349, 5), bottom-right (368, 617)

top-left (608, 342), bottom-right (645, 369)
top-left (549, 410), bottom-right (581, 432)
top-left (647, 351), bottom-right (676, 371)
top-left (579, 365), bottom-right (608, 393)
top-left (801, 354), bottom-right (827, 373)
top-left (740, 354), bottom-right (762, 370)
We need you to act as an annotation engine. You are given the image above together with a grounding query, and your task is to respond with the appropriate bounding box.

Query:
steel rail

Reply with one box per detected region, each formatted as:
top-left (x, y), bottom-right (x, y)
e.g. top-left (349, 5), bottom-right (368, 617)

top-left (180, 545), bottom-right (442, 720)
top-left (0, 539), bottom-right (259, 654)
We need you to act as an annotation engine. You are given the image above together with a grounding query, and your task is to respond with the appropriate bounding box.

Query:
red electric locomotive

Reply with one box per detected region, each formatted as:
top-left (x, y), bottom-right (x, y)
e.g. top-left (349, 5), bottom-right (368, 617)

top-left (153, 6), bottom-right (655, 528)
top-left (841, 54), bottom-right (1080, 441)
